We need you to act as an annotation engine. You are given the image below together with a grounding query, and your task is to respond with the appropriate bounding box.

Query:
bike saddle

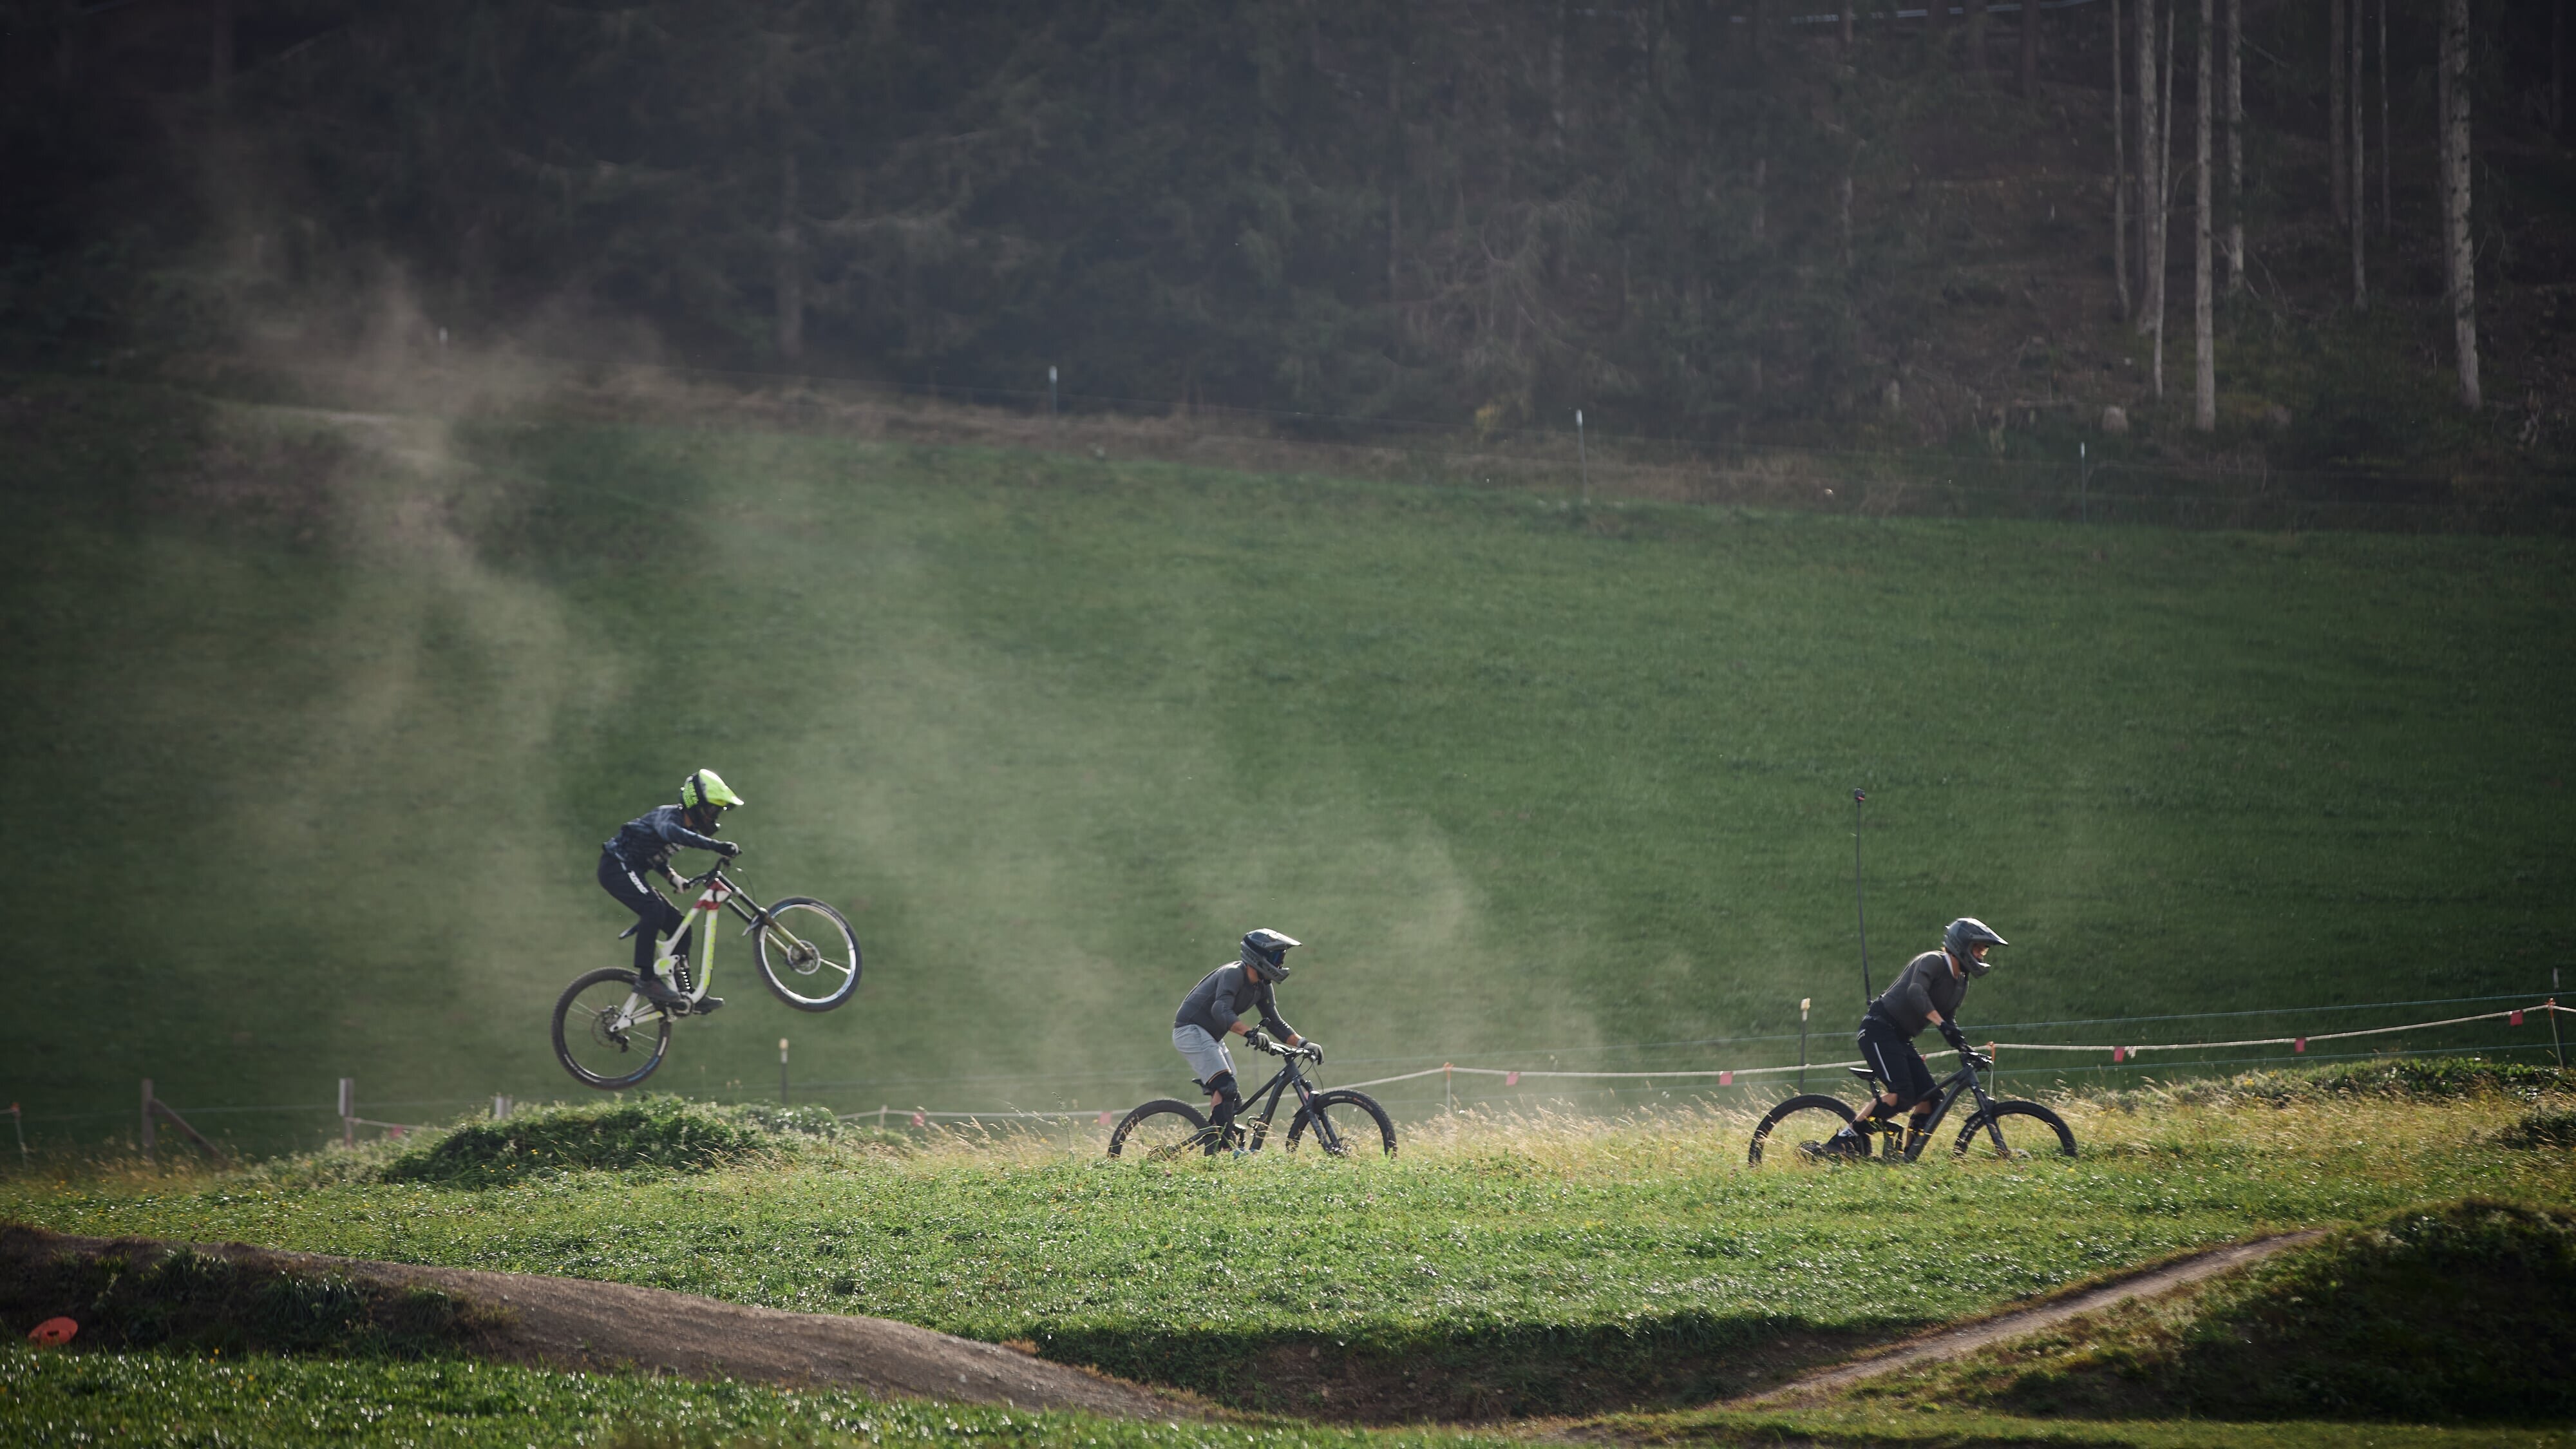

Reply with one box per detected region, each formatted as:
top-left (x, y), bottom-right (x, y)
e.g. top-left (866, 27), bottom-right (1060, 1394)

top-left (1845, 1066), bottom-right (1880, 1083)
top-left (617, 923), bottom-right (641, 940)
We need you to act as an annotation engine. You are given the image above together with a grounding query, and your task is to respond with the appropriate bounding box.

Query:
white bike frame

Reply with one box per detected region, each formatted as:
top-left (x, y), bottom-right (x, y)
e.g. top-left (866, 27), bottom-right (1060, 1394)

top-left (634, 869), bottom-right (757, 1014)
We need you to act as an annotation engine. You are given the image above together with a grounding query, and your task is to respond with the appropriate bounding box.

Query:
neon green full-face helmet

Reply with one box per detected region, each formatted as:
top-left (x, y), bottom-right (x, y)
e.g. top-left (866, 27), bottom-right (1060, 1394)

top-left (679, 769), bottom-right (744, 813)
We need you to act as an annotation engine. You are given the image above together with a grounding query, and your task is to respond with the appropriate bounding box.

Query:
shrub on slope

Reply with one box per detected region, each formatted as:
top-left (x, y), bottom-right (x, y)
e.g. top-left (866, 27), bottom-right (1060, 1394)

top-left (374, 1097), bottom-right (848, 1188)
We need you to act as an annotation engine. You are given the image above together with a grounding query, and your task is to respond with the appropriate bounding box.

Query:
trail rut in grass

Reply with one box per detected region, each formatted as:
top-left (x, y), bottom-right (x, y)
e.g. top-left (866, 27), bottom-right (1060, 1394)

top-left (0, 1225), bottom-right (1182, 1423)
top-left (1736, 1230), bottom-right (2329, 1405)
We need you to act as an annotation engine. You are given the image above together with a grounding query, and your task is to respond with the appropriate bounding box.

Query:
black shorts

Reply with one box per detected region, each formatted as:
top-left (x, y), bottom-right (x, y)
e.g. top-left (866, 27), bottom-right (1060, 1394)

top-left (1857, 1013), bottom-right (1937, 1107)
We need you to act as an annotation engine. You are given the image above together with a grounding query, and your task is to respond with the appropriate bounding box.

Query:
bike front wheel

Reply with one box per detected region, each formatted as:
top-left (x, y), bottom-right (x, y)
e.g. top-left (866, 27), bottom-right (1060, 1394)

top-left (552, 967), bottom-right (673, 1090)
top-left (753, 898), bottom-right (862, 1011)
top-left (1953, 1099), bottom-right (2079, 1160)
top-left (1286, 1090), bottom-right (1397, 1159)
top-left (1107, 1099), bottom-right (1215, 1160)
top-left (1747, 1094), bottom-right (1861, 1165)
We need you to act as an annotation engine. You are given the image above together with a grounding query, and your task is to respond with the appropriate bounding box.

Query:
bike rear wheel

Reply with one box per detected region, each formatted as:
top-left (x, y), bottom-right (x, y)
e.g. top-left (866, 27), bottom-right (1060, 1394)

top-left (1286, 1090), bottom-right (1397, 1158)
top-left (753, 898), bottom-right (862, 1011)
top-left (1953, 1099), bottom-right (2079, 1160)
top-left (1747, 1094), bottom-right (1861, 1165)
top-left (553, 967), bottom-right (673, 1090)
top-left (1108, 1099), bottom-right (1216, 1160)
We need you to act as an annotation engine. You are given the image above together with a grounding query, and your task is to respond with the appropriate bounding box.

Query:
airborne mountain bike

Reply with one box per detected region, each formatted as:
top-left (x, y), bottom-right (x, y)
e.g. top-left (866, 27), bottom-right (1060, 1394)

top-left (1108, 1040), bottom-right (1396, 1160)
top-left (1746, 1047), bottom-right (2077, 1164)
top-left (552, 857), bottom-right (860, 1090)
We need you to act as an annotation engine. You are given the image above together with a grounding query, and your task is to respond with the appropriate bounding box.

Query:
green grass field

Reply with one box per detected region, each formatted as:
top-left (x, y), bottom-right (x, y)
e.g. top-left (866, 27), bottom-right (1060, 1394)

top-left (5, 374), bottom-right (2573, 1155)
top-left (5, 1088), bottom-right (2573, 1446)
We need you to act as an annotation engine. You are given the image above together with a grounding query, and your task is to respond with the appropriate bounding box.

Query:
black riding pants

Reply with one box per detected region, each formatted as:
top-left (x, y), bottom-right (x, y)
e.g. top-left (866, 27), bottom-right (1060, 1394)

top-left (1857, 1011), bottom-right (1937, 1110)
top-left (598, 851), bottom-right (689, 974)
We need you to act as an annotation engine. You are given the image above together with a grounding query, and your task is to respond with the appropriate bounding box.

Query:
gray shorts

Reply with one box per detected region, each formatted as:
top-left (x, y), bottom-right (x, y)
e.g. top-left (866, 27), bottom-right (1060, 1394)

top-left (1172, 1024), bottom-right (1236, 1087)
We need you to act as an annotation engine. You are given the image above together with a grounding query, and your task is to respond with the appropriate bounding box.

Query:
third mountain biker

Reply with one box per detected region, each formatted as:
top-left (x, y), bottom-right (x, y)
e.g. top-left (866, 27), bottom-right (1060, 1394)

top-left (1172, 929), bottom-right (1323, 1155)
top-left (1807, 917), bottom-right (2006, 1160)
top-left (599, 769), bottom-right (744, 1012)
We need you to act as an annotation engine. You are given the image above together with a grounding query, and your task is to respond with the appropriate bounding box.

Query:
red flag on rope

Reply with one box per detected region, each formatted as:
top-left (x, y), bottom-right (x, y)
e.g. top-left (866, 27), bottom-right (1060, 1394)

top-left (1719, 1071), bottom-right (1734, 1086)
top-left (2293, 1037), bottom-right (2307, 1054)
top-left (1505, 1071), bottom-right (1520, 1086)
top-left (2112, 1046), bottom-right (2126, 1063)
top-left (1096, 1111), bottom-right (1112, 1126)
top-left (2510, 1009), bottom-right (2524, 1026)
top-left (910, 1111), bottom-right (926, 1128)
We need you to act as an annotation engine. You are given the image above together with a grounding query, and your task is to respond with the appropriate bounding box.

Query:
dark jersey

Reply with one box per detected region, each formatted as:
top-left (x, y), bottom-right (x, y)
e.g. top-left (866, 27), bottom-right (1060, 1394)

top-left (603, 805), bottom-right (728, 878)
top-left (1173, 963), bottom-right (1295, 1043)
top-left (1868, 949), bottom-right (1968, 1039)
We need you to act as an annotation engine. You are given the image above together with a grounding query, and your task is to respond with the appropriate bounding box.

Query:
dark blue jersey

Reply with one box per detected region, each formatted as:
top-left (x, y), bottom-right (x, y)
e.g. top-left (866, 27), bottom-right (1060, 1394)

top-left (603, 805), bottom-right (728, 878)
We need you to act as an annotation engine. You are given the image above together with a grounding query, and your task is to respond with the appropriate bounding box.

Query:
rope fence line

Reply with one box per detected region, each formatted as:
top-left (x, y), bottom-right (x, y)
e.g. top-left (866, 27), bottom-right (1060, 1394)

top-left (9, 998), bottom-right (2562, 1146)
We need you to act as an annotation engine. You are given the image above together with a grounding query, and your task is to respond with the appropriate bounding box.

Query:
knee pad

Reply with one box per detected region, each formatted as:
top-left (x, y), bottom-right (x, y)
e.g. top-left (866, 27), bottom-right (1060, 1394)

top-left (1205, 1072), bottom-right (1242, 1115)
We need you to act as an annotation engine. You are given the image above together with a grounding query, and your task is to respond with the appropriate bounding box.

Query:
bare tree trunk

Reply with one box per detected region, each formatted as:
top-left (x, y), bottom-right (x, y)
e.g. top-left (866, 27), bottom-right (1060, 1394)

top-left (2440, 0), bottom-right (2479, 408)
top-left (774, 149), bottom-right (803, 361)
top-left (2022, 0), bottom-right (2040, 95)
top-left (2330, 0), bottom-right (2349, 226)
top-left (1388, 52), bottom-right (1403, 303)
top-left (2116, 0), bottom-right (2134, 320)
top-left (1969, 0), bottom-right (1990, 75)
top-left (2136, 0), bottom-right (2160, 337)
top-left (2350, 0), bottom-right (2367, 308)
top-left (1844, 0), bottom-right (1855, 48)
top-left (1839, 173), bottom-right (1855, 269)
top-left (2380, 0), bottom-right (2392, 232)
top-left (2154, 0), bottom-right (2175, 394)
top-left (2227, 0), bottom-right (2244, 291)
top-left (209, 0), bottom-right (234, 91)
top-left (2196, 0), bottom-right (2216, 429)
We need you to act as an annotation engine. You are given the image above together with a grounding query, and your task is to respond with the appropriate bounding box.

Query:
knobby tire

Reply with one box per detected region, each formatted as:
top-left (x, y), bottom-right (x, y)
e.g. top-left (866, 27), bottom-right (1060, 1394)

top-left (753, 897), bottom-right (862, 1012)
top-left (1747, 1094), bottom-right (1861, 1165)
top-left (1953, 1099), bottom-right (2079, 1159)
top-left (1286, 1089), bottom-right (1397, 1158)
top-left (552, 967), bottom-right (673, 1090)
top-left (1108, 1099), bottom-right (1214, 1160)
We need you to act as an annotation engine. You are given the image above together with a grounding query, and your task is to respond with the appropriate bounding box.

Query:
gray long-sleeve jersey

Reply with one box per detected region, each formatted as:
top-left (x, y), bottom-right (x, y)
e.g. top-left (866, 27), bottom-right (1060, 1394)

top-left (1174, 963), bottom-right (1295, 1045)
top-left (1868, 949), bottom-right (1967, 1039)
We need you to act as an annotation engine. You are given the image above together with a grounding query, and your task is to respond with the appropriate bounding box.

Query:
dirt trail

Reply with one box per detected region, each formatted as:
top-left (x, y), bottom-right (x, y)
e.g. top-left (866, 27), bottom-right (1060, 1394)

top-left (1, 1226), bottom-right (1182, 1422)
top-left (1736, 1230), bottom-right (2327, 1406)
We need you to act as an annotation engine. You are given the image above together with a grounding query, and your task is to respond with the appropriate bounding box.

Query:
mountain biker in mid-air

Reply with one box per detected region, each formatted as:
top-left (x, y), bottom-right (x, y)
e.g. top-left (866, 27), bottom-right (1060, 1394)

top-left (1804, 917), bottom-right (2007, 1160)
top-left (600, 770), bottom-right (744, 1012)
top-left (1173, 929), bottom-right (1323, 1155)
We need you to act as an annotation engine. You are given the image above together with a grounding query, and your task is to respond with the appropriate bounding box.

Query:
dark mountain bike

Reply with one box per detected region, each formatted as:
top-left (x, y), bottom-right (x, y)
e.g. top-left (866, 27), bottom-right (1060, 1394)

top-left (1108, 1041), bottom-right (1396, 1160)
top-left (553, 857), bottom-right (860, 1090)
top-left (1747, 1048), bottom-right (2076, 1165)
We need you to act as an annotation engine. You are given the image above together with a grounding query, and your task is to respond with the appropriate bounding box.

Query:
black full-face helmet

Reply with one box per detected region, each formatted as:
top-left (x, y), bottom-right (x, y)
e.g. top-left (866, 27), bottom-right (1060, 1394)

top-left (1944, 917), bottom-right (2007, 977)
top-left (1240, 928), bottom-right (1302, 981)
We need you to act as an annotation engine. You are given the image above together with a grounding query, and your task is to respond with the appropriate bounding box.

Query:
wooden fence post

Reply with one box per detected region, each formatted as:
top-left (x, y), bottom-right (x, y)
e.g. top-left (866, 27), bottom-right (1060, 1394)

top-left (140, 1079), bottom-right (155, 1164)
top-left (338, 1077), bottom-right (355, 1149)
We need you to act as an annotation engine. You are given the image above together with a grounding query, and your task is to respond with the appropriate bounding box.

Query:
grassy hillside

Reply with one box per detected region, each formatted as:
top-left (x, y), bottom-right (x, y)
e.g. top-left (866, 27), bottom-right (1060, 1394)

top-left (9, 1086), bottom-right (2573, 1419)
top-left (4, 375), bottom-right (2572, 1152)
top-left (3, 1086), bottom-right (2571, 1444)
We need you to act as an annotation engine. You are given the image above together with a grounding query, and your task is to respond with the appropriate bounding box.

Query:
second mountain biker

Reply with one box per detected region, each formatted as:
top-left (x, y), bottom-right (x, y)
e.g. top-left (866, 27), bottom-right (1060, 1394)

top-left (1806, 916), bottom-right (2006, 1160)
top-left (1172, 929), bottom-right (1323, 1155)
top-left (599, 769), bottom-right (744, 1012)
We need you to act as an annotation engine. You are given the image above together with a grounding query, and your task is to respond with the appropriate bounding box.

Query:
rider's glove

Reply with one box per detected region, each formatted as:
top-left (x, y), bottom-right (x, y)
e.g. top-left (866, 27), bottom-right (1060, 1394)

top-left (1938, 1019), bottom-right (1970, 1053)
top-left (714, 840), bottom-right (742, 858)
top-left (1298, 1039), bottom-right (1325, 1063)
top-left (1244, 1028), bottom-right (1278, 1054)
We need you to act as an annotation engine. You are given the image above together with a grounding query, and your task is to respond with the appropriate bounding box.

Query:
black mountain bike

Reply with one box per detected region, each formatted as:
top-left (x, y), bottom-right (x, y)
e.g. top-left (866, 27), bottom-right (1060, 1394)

top-left (1747, 1048), bottom-right (2077, 1164)
top-left (1108, 1041), bottom-right (1396, 1160)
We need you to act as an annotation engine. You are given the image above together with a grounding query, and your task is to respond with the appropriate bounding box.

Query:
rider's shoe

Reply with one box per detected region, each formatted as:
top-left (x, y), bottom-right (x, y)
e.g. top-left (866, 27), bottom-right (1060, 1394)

top-left (1797, 1126), bottom-right (1872, 1162)
top-left (631, 969), bottom-right (688, 1009)
top-left (690, 996), bottom-right (724, 1016)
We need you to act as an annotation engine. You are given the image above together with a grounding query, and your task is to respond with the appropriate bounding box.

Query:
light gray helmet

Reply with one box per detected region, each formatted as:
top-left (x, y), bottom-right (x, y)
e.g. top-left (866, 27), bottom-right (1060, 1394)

top-left (1240, 928), bottom-right (1301, 980)
top-left (1944, 918), bottom-right (2007, 977)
